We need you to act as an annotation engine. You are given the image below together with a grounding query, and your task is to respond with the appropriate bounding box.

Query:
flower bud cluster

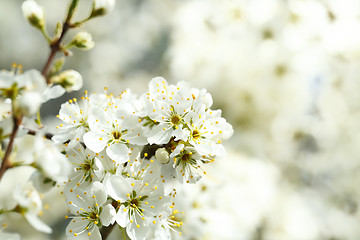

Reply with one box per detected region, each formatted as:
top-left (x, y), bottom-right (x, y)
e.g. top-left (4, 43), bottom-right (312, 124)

top-left (0, 66), bottom-right (77, 119)
top-left (0, 66), bottom-right (81, 234)
top-left (54, 77), bottom-right (233, 239)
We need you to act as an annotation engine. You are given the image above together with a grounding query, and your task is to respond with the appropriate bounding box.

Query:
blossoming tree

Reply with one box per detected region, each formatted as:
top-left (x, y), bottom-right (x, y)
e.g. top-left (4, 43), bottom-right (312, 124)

top-left (0, 1), bottom-right (233, 239)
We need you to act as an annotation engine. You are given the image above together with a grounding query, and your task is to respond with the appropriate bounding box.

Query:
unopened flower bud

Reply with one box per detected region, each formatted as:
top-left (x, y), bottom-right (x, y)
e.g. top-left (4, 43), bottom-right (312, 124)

top-left (155, 148), bottom-right (170, 164)
top-left (50, 70), bottom-right (83, 92)
top-left (90, 0), bottom-right (115, 18)
top-left (22, 0), bottom-right (45, 30)
top-left (70, 31), bottom-right (95, 50)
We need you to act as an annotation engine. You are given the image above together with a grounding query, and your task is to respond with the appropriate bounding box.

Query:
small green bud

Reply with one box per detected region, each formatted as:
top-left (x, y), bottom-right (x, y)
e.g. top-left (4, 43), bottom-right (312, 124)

top-left (70, 31), bottom-right (95, 50)
top-left (155, 148), bottom-right (170, 164)
top-left (22, 0), bottom-right (45, 30)
top-left (48, 57), bottom-right (65, 77)
top-left (50, 70), bottom-right (83, 92)
top-left (90, 0), bottom-right (115, 18)
top-left (54, 22), bottom-right (63, 40)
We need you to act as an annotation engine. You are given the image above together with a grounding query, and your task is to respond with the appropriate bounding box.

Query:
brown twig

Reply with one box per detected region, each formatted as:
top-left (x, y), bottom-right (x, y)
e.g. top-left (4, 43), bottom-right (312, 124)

top-left (0, 117), bottom-right (21, 180)
top-left (42, 0), bottom-right (79, 79)
top-left (41, 22), bottom-right (70, 80)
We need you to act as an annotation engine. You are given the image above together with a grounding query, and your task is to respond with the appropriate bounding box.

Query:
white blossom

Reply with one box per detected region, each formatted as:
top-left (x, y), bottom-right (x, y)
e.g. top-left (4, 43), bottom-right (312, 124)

top-left (84, 106), bottom-right (146, 162)
top-left (64, 144), bottom-right (104, 191)
top-left (13, 184), bottom-right (52, 233)
top-left (65, 182), bottom-right (116, 239)
top-left (106, 175), bottom-right (170, 240)
top-left (144, 77), bottom-right (192, 144)
top-left (53, 92), bottom-right (94, 147)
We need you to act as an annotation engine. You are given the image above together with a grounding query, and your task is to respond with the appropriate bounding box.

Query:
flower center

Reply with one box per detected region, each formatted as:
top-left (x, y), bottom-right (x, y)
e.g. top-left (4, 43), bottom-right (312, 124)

top-left (171, 115), bottom-right (181, 125)
top-left (130, 198), bottom-right (139, 208)
top-left (89, 211), bottom-right (98, 221)
top-left (181, 153), bottom-right (191, 163)
top-left (192, 129), bottom-right (201, 139)
top-left (82, 158), bottom-right (93, 171)
top-left (112, 131), bottom-right (121, 140)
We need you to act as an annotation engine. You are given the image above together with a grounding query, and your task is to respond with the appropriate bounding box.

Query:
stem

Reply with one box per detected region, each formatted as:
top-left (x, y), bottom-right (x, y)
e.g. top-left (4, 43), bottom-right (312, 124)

top-left (41, 0), bottom-right (80, 79)
top-left (121, 226), bottom-right (127, 240)
top-left (65, 0), bottom-right (79, 23)
top-left (0, 0), bottom-right (82, 180)
top-left (35, 109), bottom-right (42, 127)
top-left (40, 27), bottom-right (51, 43)
top-left (0, 117), bottom-right (21, 181)
top-left (100, 223), bottom-right (116, 240)
top-left (41, 22), bottom-right (70, 80)
top-left (0, 208), bottom-right (13, 215)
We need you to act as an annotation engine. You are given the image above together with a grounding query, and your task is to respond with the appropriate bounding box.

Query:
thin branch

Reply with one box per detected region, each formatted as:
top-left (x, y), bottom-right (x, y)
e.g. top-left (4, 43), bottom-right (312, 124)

top-left (41, 0), bottom-right (79, 79)
top-left (0, 0), bottom-right (78, 180)
top-left (41, 22), bottom-right (70, 80)
top-left (0, 117), bottom-right (21, 180)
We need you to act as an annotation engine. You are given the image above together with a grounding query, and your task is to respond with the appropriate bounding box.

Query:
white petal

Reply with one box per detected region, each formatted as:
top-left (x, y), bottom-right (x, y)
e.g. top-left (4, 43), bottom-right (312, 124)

top-left (115, 205), bottom-right (130, 227)
top-left (126, 216), bottom-right (149, 240)
top-left (43, 85), bottom-right (66, 102)
top-left (100, 204), bottom-right (116, 226)
top-left (105, 175), bottom-right (131, 201)
top-left (24, 212), bottom-right (52, 233)
top-left (148, 77), bottom-right (168, 96)
top-left (66, 218), bottom-right (101, 239)
top-left (66, 190), bottom-right (88, 214)
top-left (193, 141), bottom-right (214, 155)
top-left (88, 227), bottom-right (101, 240)
top-left (83, 131), bottom-right (107, 153)
top-left (212, 143), bottom-right (226, 157)
top-left (90, 182), bottom-right (107, 206)
top-left (16, 69), bottom-right (46, 92)
top-left (106, 143), bottom-right (129, 162)
top-left (88, 108), bottom-right (108, 131)
top-left (125, 126), bottom-right (147, 145)
top-left (170, 144), bottom-right (184, 158)
top-left (148, 124), bottom-right (172, 145)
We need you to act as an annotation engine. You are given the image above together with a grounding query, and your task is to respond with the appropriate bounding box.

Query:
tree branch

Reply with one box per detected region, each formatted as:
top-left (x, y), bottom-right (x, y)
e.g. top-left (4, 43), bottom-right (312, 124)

top-left (0, 117), bottom-right (21, 180)
top-left (41, 22), bottom-right (70, 80)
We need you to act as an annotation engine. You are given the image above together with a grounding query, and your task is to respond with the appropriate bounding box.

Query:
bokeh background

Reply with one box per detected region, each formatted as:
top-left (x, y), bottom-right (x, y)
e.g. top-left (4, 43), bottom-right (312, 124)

top-left (1, 0), bottom-right (360, 239)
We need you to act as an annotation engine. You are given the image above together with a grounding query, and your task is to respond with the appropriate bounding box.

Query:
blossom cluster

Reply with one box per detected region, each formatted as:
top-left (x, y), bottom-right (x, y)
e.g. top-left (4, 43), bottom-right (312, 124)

top-left (53, 77), bottom-right (233, 239)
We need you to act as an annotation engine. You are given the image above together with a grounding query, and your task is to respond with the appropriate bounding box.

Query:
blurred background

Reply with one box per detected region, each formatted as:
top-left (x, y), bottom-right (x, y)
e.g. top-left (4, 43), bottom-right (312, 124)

top-left (1, 0), bottom-right (360, 239)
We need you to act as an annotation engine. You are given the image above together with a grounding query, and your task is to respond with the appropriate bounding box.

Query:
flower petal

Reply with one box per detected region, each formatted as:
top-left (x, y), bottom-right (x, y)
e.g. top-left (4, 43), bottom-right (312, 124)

top-left (90, 182), bottom-right (107, 206)
top-left (24, 212), bottom-right (52, 234)
top-left (83, 131), bottom-right (107, 153)
top-left (105, 175), bottom-right (131, 201)
top-left (106, 143), bottom-right (129, 162)
top-left (148, 123), bottom-right (172, 145)
top-left (100, 204), bottom-right (116, 227)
